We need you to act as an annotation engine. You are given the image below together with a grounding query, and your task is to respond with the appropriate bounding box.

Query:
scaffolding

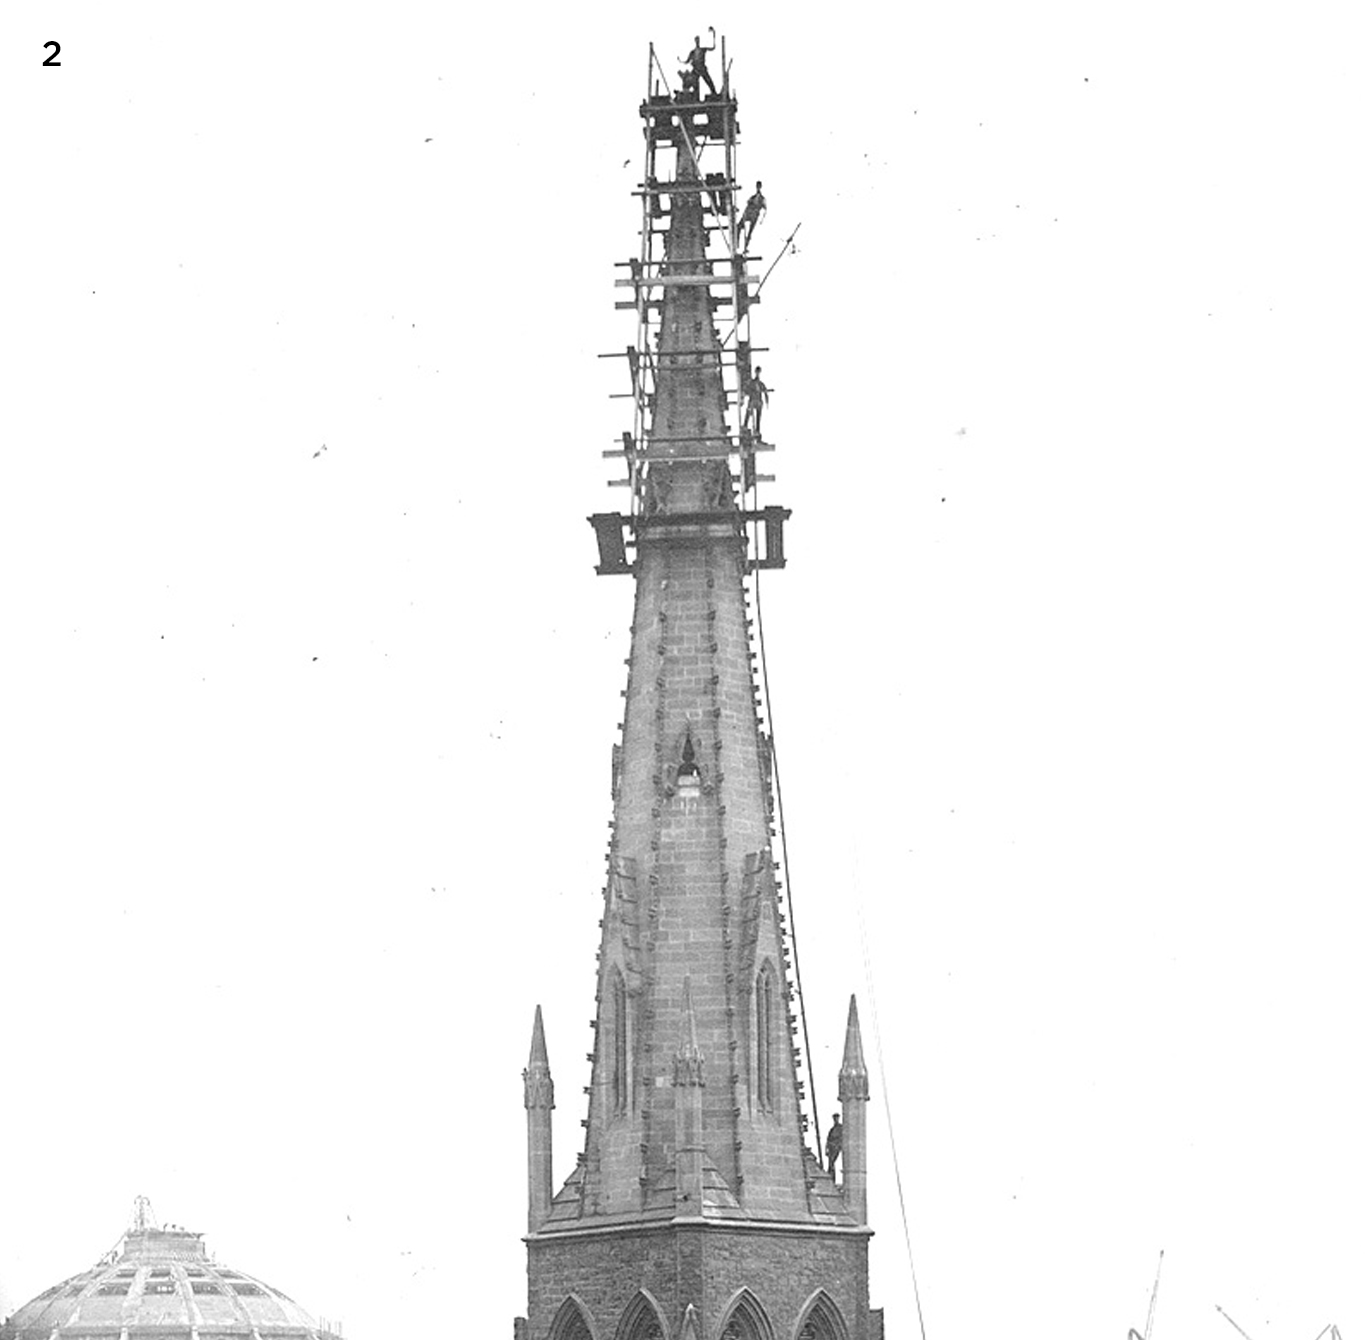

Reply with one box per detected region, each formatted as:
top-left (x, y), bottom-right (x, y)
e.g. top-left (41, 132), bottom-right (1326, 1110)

top-left (590, 38), bottom-right (788, 577)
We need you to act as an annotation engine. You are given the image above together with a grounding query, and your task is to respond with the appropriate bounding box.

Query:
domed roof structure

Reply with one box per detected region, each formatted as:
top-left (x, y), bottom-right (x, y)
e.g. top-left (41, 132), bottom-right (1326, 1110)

top-left (1, 1201), bottom-right (342, 1340)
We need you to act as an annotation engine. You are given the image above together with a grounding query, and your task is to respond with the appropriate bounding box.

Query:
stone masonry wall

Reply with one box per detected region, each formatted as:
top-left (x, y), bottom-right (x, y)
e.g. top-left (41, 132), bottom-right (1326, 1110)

top-left (575, 530), bottom-right (811, 1220)
top-left (528, 1224), bottom-right (870, 1340)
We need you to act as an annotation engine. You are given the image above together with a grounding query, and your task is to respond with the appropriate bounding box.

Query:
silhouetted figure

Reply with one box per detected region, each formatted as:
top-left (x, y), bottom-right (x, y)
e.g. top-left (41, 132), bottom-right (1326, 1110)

top-left (739, 182), bottom-right (766, 250)
top-left (744, 365), bottom-right (771, 439)
top-left (825, 1113), bottom-right (843, 1176)
top-left (705, 171), bottom-right (731, 217)
top-left (681, 32), bottom-right (717, 98)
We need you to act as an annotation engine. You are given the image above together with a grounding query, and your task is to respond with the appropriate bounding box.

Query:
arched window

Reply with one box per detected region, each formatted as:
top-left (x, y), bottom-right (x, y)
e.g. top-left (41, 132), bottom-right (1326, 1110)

top-left (794, 1293), bottom-right (847, 1340)
top-left (599, 966), bottom-right (630, 1118)
top-left (719, 1290), bottom-right (773, 1340)
top-left (611, 970), bottom-right (629, 1113)
top-left (616, 1292), bottom-right (666, 1340)
top-left (549, 1297), bottom-right (595, 1340)
top-left (755, 962), bottom-right (776, 1112)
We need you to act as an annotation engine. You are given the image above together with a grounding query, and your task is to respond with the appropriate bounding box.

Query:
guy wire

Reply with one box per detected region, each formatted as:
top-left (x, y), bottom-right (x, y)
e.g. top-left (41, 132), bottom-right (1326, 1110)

top-left (748, 482), bottom-right (821, 1163)
top-left (854, 846), bottom-right (930, 1340)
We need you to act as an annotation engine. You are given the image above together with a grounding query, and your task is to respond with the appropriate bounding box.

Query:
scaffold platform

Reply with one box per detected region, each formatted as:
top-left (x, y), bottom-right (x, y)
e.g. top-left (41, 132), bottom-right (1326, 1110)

top-left (590, 37), bottom-right (788, 578)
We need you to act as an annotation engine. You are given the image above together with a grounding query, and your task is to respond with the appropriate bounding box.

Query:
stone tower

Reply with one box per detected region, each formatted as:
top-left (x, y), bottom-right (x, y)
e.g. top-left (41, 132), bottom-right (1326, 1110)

top-left (519, 41), bottom-right (876, 1340)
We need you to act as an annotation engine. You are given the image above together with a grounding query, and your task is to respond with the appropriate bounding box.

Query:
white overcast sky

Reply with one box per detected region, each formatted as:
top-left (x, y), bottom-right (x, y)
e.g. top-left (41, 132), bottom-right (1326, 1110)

top-left (2, 4), bottom-right (1362, 1340)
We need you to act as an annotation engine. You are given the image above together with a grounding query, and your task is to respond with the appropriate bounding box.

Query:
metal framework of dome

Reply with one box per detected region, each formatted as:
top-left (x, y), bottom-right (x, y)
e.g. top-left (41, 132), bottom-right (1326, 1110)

top-left (1, 1202), bottom-right (342, 1340)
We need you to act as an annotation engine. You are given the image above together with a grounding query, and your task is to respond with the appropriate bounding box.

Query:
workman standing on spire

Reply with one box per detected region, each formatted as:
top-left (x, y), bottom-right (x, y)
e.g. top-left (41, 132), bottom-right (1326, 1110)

top-left (682, 32), bottom-right (717, 98)
top-left (738, 181), bottom-right (766, 251)
top-left (744, 365), bottom-right (771, 439)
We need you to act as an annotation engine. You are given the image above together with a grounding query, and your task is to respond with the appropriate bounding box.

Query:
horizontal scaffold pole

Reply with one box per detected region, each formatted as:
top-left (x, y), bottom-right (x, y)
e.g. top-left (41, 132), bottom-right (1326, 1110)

top-left (613, 274), bottom-right (755, 289)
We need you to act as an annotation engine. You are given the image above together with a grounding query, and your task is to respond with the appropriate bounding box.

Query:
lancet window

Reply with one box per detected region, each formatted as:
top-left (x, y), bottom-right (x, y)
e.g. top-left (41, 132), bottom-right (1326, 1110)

top-left (550, 1298), bottom-right (595, 1340)
top-left (612, 972), bottom-right (629, 1111)
top-left (718, 1290), bottom-right (772, 1340)
top-left (616, 1293), bottom-right (666, 1340)
top-left (755, 961), bottom-right (776, 1112)
top-left (795, 1294), bottom-right (847, 1340)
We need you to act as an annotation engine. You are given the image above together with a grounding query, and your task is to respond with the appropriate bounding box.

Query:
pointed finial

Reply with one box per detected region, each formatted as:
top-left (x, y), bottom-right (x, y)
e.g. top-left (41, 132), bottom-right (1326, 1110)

top-left (838, 994), bottom-right (870, 1102)
top-left (528, 1004), bottom-right (549, 1067)
top-left (673, 977), bottom-right (705, 1086)
top-left (524, 1005), bottom-right (555, 1110)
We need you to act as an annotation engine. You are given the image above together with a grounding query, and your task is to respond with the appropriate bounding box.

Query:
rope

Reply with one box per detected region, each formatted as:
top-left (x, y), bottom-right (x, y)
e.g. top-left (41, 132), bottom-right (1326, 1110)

top-left (721, 222), bottom-right (802, 351)
top-left (749, 540), bottom-right (822, 1164)
top-left (855, 851), bottom-right (930, 1340)
top-left (1215, 1306), bottom-right (1257, 1340)
top-left (753, 222), bottom-right (802, 300)
top-left (721, 134), bottom-right (816, 1162)
top-left (1144, 1249), bottom-right (1164, 1340)
top-left (731, 220), bottom-right (928, 1336)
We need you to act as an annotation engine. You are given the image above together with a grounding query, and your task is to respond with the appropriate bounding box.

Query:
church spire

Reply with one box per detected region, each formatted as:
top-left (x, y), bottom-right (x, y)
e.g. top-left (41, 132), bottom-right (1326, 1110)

top-left (519, 36), bottom-right (875, 1340)
top-left (541, 43), bottom-right (826, 1232)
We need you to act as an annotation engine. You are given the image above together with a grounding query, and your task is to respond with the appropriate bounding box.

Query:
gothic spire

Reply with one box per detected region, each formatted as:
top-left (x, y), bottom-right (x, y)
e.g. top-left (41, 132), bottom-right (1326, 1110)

top-left (518, 40), bottom-right (876, 1340)
top-left (535, 36), bottom-right (851, 1239)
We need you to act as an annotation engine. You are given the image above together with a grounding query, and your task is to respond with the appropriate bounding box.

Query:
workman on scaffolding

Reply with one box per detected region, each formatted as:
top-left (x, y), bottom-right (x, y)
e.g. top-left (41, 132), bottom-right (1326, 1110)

top-left (738, 182), bottom-right (766, 251)
top-left (681, 31), bottom-right (717, 98)
top-left (744, 365), bottom-right (771, 439)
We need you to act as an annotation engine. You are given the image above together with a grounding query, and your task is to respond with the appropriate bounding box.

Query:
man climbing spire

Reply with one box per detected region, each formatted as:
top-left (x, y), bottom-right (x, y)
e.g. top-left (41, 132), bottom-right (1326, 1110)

top-left (680, 30), bottom-right (718, 98)
top-left (738, 181), bottom-right (766, 251)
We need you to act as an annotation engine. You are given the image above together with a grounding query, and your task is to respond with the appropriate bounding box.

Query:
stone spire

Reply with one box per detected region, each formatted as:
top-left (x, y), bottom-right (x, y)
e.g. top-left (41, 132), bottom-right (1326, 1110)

top-left (533, 79), bottom-right (827, 1233)
top-left (837, 995), bottom-right (870, 1224)
top-left (524, 1004), bottom-right (555, 1231)
top-left (518, 46), bottom-right (876, 1340)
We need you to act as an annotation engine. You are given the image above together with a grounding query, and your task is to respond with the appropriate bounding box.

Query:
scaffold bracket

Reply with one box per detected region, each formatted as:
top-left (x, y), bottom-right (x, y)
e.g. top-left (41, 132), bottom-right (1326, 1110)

top-left (588, 507), bottom-right (791, 576)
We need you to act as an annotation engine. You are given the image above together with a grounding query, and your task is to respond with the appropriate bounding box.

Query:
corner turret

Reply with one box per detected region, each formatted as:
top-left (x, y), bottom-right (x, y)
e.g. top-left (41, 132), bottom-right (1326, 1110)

top-left (837, 995), bottom-right (871, 1224)
top-left (523, 1005), bottom-right (555, 1232)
